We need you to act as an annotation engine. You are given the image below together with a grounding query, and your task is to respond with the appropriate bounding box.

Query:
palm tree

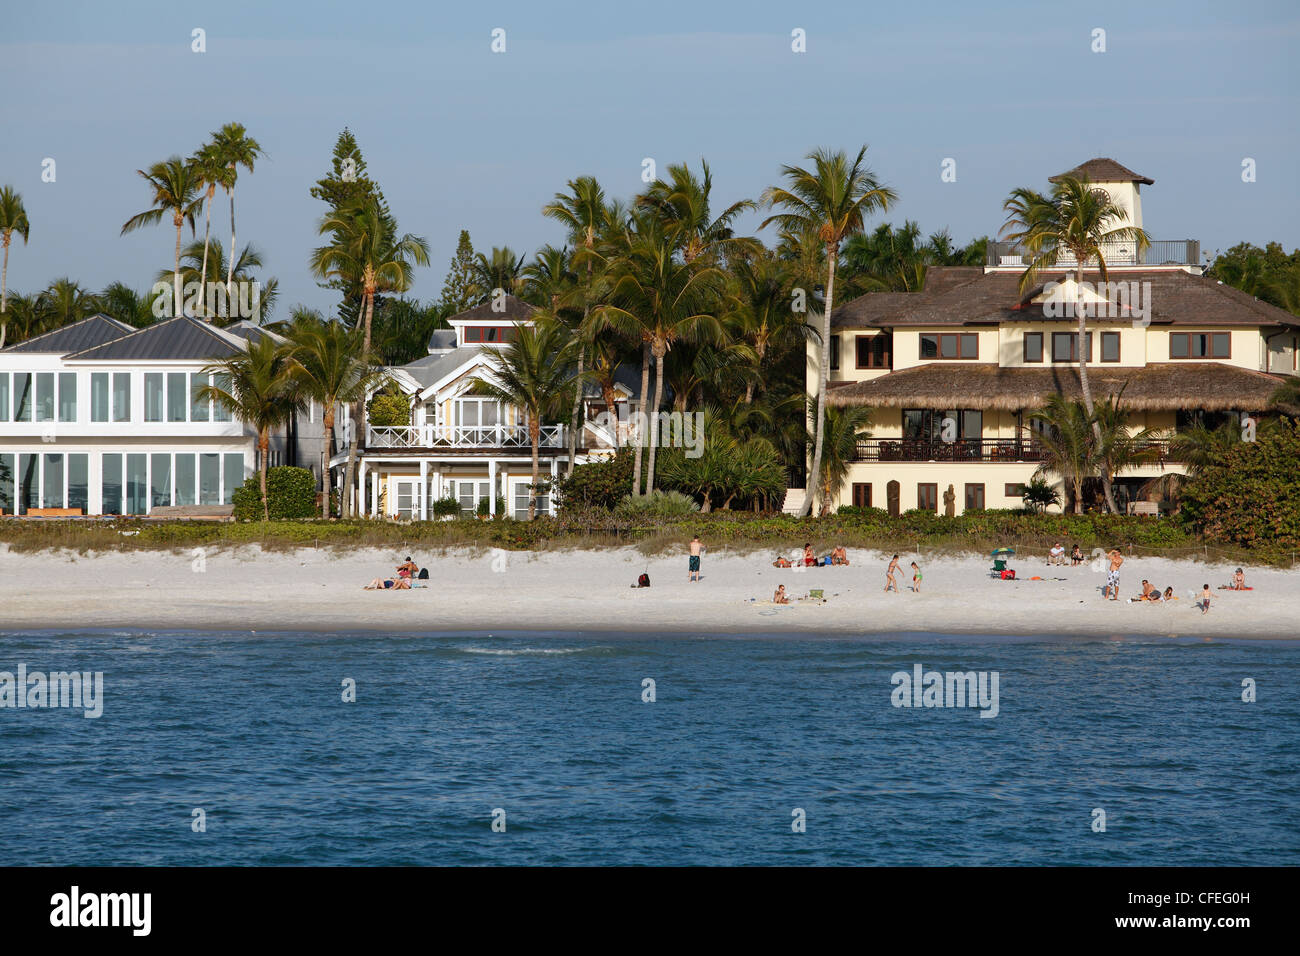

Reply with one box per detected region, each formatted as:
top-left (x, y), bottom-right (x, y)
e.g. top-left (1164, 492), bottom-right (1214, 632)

top-left (468, 246), bottom-right (526, 303)
top-left (200, 335), bottom-right (301, 521)
top-left (594, 217), bottom-right (725, 494)
top-left (1001, 176), bottom-right (1150, 512)
top-left (470, 321), bottom-right (577, 519)
top-left (1091, 392), bottom-right (1161, 509)
top-left (37, 278), bottom-right (100, 329)
top-left (310, 194), bottom-right (429, 516)
top-left (160, 238), bottom-right (275, 321)
top-left (100, 281), bottom-right (157, 329)
top-left (761, 146), bottom-right (896, 516)
top-left (1029, 394), bottom-right (1094, 514)
top-left (189, 141), bottom-right (233, 310)
top-left (637, 159), bottom-right (757, 264)
top-left (0, 185), bottom-right (31, 350)
top-left (285, 316), bottom-right (385, 517)
top-left (544, 177), bottom-right (607, 478)
top-left (816, 405), bottom-right (873, 516)
top-left (211, 123), bottom-right (264, 300)
top-left (121, 157), bottom-right (203, 318)
top-left (521, 244), bottom-right (576, 311)
top-left (727, 252), bottom-right (814, 402)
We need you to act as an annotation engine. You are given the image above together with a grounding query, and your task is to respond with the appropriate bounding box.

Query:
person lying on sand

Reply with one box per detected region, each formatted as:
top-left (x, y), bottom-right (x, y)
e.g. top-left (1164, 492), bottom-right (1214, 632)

top-left (772, 554), bottom-right (792, 568)
top-left (773, 584), bottom-right (789, 605)
top-left (1163, 587), bottom-right (1175, 601)
top-left (831, 545), bottom-right (849, 566)
top-left (364, 577), bottom-right (411, 590)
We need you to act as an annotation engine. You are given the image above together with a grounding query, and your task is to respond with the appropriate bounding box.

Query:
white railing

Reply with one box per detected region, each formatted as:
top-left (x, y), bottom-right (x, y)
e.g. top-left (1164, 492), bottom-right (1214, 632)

top-left (366, 423), bottom-right (565, 449)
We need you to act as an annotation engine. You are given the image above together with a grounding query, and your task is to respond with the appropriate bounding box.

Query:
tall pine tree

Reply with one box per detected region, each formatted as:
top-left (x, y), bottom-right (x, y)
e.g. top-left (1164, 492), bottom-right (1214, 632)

top-left (440, 229), bottom-right (475, 314)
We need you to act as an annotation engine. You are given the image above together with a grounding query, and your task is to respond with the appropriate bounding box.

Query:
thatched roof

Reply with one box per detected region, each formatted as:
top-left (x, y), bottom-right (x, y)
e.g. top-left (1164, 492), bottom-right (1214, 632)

top-left (1050, 158), bottom-right (1154, 185)
top-left (830, 267), bottom-right (1300, 331)
top-left (828, 362), bottom-right (1286, 412)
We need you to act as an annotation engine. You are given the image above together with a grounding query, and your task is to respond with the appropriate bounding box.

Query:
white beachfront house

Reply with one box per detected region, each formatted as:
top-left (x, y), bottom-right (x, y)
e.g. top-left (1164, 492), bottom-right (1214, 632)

top-left (0, 314), bottom-right (326, 516)
top-left (351, 294), bottom-right (639, 519)
top-left (816, 158), bottom-right (1300, 515)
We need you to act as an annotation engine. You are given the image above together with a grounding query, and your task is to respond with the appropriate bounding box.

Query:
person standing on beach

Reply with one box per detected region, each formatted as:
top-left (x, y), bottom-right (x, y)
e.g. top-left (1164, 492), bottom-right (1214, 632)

top-left (1105, 548), bottom-right (1124, 601)
top-left (1199, 583), bottom-right (1212, 614)
top-left (910, 561), bottom-right (922, 592)
top-left (688, 535), bottom-right (705, 583)
top-left (885, 554), bottom-right (900, 593)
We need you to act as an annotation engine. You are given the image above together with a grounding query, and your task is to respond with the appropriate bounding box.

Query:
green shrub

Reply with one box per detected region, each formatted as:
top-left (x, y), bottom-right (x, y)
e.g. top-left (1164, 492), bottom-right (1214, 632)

top-left (232, 466), bottom-right (318, 521)
top-left (367, 391), bottom-right (410, 427)
top-left (555, 449), bottom-right (634, 509)
top-left (837, 505), bottom-right (890, 520)
top-left (431, 495), bottom-right (460, 518)
top-left (613, 490), bottom-right (700, 517)
top-left (1022, 476), bottom-right (1060, 513)
top-left (476, 495), bottom-right (508, 519)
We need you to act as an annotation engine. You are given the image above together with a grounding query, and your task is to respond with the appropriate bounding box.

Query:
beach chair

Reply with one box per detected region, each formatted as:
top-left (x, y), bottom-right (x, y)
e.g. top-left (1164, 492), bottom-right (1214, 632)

top-left (990, 547), bottom-right (1015, 578)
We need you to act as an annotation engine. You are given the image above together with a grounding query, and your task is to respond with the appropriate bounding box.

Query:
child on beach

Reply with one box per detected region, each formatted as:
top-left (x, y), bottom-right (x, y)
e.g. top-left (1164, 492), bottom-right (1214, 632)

top-left (885, 555), bottom-right (900, 593)
top-left (1199, 584), bottom-right (1212, 614)
top-left (1070, 544), bottom-right (1084, 566)
top-left (910, 561), bottom-right (922, 592)
top-left (688, 535), bottom-right (705, 582)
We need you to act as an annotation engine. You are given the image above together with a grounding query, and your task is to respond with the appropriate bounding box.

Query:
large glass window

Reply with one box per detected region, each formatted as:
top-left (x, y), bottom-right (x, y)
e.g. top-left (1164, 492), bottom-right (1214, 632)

top-left (856, 334), bottom-right (892, 369)
top-left (145, 373), bottom-right (164, 422)
top-left (58, 372), bottom-right (77, 422)
top-left (1052, 332), bottom-right (1093, 362)
top-left (35, 373), bottom-right (55, 422)
top-left (223, 454), bottom-right (244, 504)
top-left (112, 373), bottom-right (131, 422)
top-left (14, 373), bottom-right (31, 421)
top-left (0, 373), bottom-right (8, 420)
top-left (212, 374), bottom-right (232, 421)
top-left (1170, 332), bottom-right (1231, 359)
top-left (175, 454), bottom-right (196, 506)
top-left (902, 409), bottom-right (982, 441)
top-left (68, 454), bottom-right (88, 514)
top-left (19, 454), bottom-right (38, 513)
top-left (151, 453), bottom-right (172, 508)
top-left (0, 453), bottom-right (13, 514)
top-left (167, 372), bottom-right (187, 421)
top-left (102, 455), bottom-right (123, 515)
top-left (190, 373), bottom-right (210, 421)
top-left (126, 453), bottom-right (148, 515)
top-left (200, 453), bottom-right (220, 505)
top-left (91, 372), bottom-right (110, 422)
top-left (43, 454), bottom-right (64, 508)
top-left (919, 333), bottom-right (977, 360)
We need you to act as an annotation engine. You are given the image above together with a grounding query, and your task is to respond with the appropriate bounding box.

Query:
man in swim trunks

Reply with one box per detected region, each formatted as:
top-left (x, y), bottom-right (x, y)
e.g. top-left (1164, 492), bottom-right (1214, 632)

top-left (1105, 548), bottom-right (1123, 601)
top-left (688, 535), bottom-right (704, 582)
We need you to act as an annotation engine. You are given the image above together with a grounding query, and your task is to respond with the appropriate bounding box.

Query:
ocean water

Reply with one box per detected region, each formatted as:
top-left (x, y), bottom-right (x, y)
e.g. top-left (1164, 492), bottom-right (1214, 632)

top-left (0, 629), bottom-right (1296, 866)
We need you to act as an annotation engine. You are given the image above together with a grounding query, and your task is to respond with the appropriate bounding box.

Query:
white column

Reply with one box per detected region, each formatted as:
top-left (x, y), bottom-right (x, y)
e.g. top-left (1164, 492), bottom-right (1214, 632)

top-left (432, 464), bottom-right (442, 511)
top-left (488, 459), bottom-right (497, 516)
top-left (371, 464), bottom-right (380, 517)
top-left (358, 460), bottom-right (366, 517)
top-left (418, 459), bottom-right (427, 520)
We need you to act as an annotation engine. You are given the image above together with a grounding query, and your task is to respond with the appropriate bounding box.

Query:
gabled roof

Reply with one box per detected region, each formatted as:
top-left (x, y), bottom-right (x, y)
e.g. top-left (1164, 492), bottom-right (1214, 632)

top-left (398, 347), bottom-right (482, 391)
top-left (63, 315), bottom-right (249, 361)
top-left (1050, 158), bottom-right (1154, 186)
top-left (445, 294), bottom-right (538, 324)
top-left (832, 268), bottom-right (1300, 330)
top-left (223, 320), bottom-right (285, 347)
top-left (3, 313), bottom-right (135, 353)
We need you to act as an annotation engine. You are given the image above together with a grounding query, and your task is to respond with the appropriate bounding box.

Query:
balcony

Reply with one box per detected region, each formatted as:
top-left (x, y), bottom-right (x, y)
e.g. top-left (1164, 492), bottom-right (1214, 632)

top-left (985, 239), bottom-right (1200, 269)
top-left (366, 423), bottom-right (566, 450)
top-left (852, 437), bottom-right (1176, 464)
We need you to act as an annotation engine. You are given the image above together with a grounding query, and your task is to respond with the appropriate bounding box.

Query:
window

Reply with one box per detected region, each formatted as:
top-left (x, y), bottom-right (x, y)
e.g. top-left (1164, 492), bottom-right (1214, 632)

top-left (852, 483), bottom-right (872, 508)
top-left (0, 453), bottom-right (12, 515)
top-left (144, 373), bottom-right (164, 422)
top-left (190, 373), bottom-right (210, 421)
top-left (1101, 331), bottom-right (1120, 363)
top-left (199, 454), bottom-right (220, 505)
top-left (35, 373), bottom-right (55, 422)
top-left (58, 373), bottom-right (77, 422)
top-left (175, 454), bottom-right (196, 506)
top-left (212, 374), bottom-right (232, 421)
top-left (125, 453), bottom-right (148, 515)
top-left (43, 454), bottom-right (64, 508)
top-left (18, 454), bottom-right (37, 513)
top-left (856, 334), bottom-right (892, 369)
top-left (919, 333), bottom-right (978, 360)
top-left (828, 335), bottom-right (839, 371)
top-left (151, 453), bottom-right (172, 508)
top-left (1052, 332), bottom-right (1092, 362)
top-left (513, 481), bottom-right (551, 519)
top-left (463, 326), bottom-right (518, 344)
top-left (112, 373), bottom-right (131, 422)
top-left (91, 373), bottom-right (109, 422)
top-left (1023, 332), bottom-right (1043, 363)
top-left (67, 454), bottom-right (88, 514)
top-left (13, 373), bottom-right (31, 421)
top-left (0, 374), bottom-right (8, 421)
top-left (917, 483), bottom-right (939, 512)
top-left (167, 372), bottom-right (187, 421)
top-left (223, 454), bottom-right (244, 504)
top-left (1005, 483), bottom-right (1025, 498)
top-left (965, 483), bottom-right (985, 511)
top-left (1169, 332), bottom-right (1230, 359)
top-left (902, 409), bottom-right (982, 441)
top-left (102, 455), bottom-right (122, 514)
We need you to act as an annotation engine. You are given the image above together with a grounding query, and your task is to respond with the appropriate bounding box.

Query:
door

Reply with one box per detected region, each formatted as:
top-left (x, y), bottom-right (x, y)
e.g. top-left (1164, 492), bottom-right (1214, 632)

top-left (394, 479), bottom-right (418, 519)
top-left (886, 480), bottom-right (900, 517)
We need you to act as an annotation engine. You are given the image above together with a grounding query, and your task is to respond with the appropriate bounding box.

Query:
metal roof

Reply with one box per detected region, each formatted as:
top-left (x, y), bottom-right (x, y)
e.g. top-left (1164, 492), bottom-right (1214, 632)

top-left (63, 315), bottom-right (248, 361)
top-left (3, 313), bottom-right (135, 353)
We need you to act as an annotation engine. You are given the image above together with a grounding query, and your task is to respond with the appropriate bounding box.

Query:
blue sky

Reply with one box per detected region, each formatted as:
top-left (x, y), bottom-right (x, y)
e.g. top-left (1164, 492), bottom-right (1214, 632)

top-left (3, 0), bottom-right (1298, 317)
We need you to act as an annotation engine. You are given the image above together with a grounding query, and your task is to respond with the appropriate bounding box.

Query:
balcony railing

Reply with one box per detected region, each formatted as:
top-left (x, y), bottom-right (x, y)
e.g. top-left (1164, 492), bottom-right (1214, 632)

top-left (986, 239), bottom-right (1200, 268)
top-left (366, 423), bottom-right (565, 450)
top-left (853, 437), bottom-right (1176, 464)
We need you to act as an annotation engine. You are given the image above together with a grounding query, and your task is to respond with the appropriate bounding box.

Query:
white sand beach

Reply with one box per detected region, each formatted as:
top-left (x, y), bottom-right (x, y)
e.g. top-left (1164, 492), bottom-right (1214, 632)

top-left (1, 543), bottom-right (1296, 639)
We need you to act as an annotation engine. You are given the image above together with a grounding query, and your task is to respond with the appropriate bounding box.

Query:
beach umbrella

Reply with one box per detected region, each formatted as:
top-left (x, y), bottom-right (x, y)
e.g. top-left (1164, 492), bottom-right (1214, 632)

top-left (991, 547), bottom-right (1015, 556)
